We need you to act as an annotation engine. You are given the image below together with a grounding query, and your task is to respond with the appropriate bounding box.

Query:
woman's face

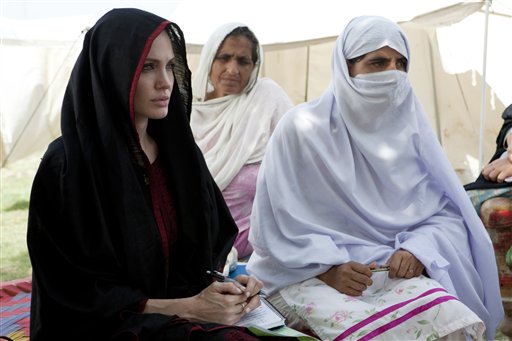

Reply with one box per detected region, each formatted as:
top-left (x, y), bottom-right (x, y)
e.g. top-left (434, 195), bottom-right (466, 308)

top-left (347, 46), bottom-right (407, 77)
top-left (207, 35), bottom-right (255, 100)
top-left (134, 31), bottom-right (175, 121)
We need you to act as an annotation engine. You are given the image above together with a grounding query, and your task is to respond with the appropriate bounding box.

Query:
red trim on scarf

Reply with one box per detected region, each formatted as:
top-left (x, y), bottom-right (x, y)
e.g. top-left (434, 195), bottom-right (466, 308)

top-left (129, 21), bottom-right (170, 128)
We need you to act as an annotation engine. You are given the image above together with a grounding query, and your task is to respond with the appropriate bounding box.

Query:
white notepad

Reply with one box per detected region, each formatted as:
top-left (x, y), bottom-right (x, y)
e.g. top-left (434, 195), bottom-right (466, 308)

top-left (236, 296), bottom-right (286, 330)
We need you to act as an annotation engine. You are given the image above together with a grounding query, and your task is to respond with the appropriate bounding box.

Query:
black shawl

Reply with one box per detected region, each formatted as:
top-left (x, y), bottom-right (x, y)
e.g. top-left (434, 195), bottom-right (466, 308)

top-left (27, 8), bottom-right (240, 340)
top-left (465, 104), bottom-right (512, 190)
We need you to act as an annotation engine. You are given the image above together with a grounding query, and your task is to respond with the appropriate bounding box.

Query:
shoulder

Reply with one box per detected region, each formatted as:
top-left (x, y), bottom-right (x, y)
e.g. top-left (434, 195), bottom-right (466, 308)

top-left (257, 77), bottom-right (282, 89)
top-left (33, 138), bottom-right (66, 188)
top-left (40, 138), bottom-right (66, 170)
top-left (254, 78), bottom-right (289, 98)
top-left (29, 138), bottom-right (67, 215)
top-left (272, 102), bottom-right (317, 139)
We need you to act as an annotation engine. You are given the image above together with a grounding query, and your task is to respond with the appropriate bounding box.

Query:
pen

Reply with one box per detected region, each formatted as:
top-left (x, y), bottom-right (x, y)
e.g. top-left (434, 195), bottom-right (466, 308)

top-left (371, 266), bottom-right (390, 272)
top-left (206, 270), bottom-right (245, 288)
top-left (207, 270), bottom-right (269, 297)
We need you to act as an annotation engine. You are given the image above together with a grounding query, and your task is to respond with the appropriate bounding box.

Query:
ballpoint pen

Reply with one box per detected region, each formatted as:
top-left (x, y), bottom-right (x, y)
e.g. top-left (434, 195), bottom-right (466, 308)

top-left (206, 270), bottom-right (268, 297)
top-left (206, 269), bottom-right (235, 281)
top-left (371, 266), bottom-right (390, 272)
top-left (206, 270), bottom-right (245, 288)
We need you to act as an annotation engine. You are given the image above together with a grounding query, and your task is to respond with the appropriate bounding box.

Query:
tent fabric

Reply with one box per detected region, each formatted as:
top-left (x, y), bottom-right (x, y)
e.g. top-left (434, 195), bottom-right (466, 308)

top-left (2, 1), bottom-right (512, 185)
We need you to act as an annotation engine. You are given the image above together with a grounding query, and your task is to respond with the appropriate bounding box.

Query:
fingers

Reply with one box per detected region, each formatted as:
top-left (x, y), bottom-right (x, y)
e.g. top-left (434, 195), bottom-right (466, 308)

top-left (345, 279), bottom-right (370, 296)
top-left (229, 290), bottom-right (259, 316)
top-left (244, 293), bottom-right (261, 312)
top-left (318, 262), bottom-right (373, 296)
top-left (194, 283), bottom-right (258, 325)
top-left (213, 276), bottom-right (262, 314)
top-left (211, 281), bottom-right (244, 295)
top-left (482, 158), bottom-right (512, 182)
top-left (235, 275), bottom-right (263, 298)
top-left (388, 250), bottom-right (424, 279)
top-left (404, 264), bottom-right (424, 278)
top-left (403, 267), bottom-right (416, 279)
top-left (395, 263), bottom-right (413, 278)
top-left (498, 167), bottom-right (512, 182)
top-left (367, 261), bottom-right (378, 271)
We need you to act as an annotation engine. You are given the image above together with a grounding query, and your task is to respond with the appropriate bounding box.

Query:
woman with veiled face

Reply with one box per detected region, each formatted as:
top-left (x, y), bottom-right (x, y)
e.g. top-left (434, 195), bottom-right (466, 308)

top-left (190, 23), bottom-right (293, 259)
top-left (246, 15), bottom-right (503, 341)
top-left (27, 9), bottom-right (271, 341)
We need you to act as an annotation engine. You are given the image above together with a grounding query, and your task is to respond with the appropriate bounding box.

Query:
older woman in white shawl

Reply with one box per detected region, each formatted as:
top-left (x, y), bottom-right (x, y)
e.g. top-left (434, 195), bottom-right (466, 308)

top-left (191, 23), bottom-right (293, 259)
top-left (247, 16), bottom-right (503, 340)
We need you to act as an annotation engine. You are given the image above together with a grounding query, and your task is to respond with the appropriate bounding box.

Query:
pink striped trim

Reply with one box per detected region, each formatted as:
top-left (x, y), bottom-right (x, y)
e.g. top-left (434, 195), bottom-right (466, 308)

top-left (358, 296), bottom-right (457, 340)
top-left (335, 287), bottom-right (451, 341)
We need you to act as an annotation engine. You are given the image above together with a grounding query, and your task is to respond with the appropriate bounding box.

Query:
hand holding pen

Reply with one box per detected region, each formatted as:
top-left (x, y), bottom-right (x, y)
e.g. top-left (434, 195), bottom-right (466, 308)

top-left (205, 269), bottom-right (264, 316)
top-left (206, 270), bottom-right (247, 292)
top-left (207, 270), bottom-right (264, 301)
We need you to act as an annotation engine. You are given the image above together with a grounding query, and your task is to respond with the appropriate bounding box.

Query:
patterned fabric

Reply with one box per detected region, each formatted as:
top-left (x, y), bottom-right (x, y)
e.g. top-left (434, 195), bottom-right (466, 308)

top-left (0, 279), bottom-right (31, 340)
top-left (272, 275), bottom-right (484, 341)
top-left (466, 187), bottom-right (512, 306)
top-left (466, 187), bottom-right (512, 213)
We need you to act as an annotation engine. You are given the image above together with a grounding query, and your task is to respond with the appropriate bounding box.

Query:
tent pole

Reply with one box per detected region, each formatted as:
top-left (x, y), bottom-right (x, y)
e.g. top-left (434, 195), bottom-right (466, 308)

top-left (479, 0), bottom-right (491, 170)
top-left (304, 45), bottom-right (310, 102)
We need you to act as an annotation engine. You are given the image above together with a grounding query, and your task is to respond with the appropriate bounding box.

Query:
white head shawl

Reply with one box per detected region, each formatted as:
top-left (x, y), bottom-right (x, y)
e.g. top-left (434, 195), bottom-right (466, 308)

top-left (191, 23), bottom-right (293, 190)
top-left (247, 16), bottom-right (503, 339)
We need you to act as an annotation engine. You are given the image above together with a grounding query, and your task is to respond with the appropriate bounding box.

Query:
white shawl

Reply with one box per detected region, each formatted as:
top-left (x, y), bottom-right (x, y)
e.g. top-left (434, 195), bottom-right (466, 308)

top-left (191, 23), bottom-right (293, 190)
top-left (247, 16), bottom-right (503, 340)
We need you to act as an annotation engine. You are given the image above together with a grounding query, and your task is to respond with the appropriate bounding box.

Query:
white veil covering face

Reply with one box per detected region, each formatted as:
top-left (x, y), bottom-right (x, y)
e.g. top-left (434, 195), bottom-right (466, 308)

top-left (191, 23), bottom-right (293, 190)
top-left (247, 16), bottom-right (503, 339)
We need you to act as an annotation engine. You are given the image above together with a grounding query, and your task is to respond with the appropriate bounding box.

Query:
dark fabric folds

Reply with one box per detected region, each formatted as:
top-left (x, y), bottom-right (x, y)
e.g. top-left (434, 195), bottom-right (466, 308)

top-left (27, 8), bottom-right (238, 340)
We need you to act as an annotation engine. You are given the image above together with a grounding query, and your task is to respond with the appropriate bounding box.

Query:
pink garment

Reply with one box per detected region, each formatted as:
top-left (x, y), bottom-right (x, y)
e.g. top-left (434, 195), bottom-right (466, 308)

top-left (222, 163), bottom-right (260, 258)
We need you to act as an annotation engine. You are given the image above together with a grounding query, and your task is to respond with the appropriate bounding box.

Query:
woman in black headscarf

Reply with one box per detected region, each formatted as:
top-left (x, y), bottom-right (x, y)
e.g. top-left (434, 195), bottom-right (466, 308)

top-left (27, 8), bottom-right (265, 340)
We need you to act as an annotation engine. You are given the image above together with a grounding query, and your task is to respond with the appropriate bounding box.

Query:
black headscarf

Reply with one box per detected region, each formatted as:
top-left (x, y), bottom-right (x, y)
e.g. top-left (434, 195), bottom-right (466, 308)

top-left (27, 8), bottom-right (238, 340)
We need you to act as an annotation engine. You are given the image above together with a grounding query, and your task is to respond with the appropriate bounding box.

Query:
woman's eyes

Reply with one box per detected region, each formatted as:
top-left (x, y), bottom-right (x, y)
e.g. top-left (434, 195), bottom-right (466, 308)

top-left (238, 58), bottom-right (252, 65)
top-left (216, 55), bottom-right (231, 62)
top-left (369, 58), bottom-right (387, 67)
top-left (215, 54), bottom-right (252, 66)
top-left (369, 58), bottom-right (407, 70)
top-left (142, 62), bottom-right (175, 71)
top-left (397, 59), bottom-right (407, 69)
top-left (143, 63), bottom-right (155, 71)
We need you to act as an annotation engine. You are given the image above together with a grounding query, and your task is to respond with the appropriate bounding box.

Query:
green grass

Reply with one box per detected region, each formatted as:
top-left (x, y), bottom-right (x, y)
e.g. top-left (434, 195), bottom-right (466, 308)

top-left (1, 152), bottom-right (42, 282)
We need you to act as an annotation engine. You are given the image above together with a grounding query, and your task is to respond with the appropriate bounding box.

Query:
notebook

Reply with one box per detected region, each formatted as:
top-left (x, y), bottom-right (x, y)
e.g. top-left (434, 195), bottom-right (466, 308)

top-left (236, 296), bottom-right (286, 330)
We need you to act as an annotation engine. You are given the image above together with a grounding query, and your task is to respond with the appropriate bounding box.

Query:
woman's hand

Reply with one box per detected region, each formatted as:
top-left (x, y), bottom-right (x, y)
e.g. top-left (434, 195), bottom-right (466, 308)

top-left (482, 152), bottom-right (512, 183)
top-left (387, 249), bottom-right (424, 279)
top-left (317, 261), bottom-right (373, 296)
top-left (144, 275), bottom-right (263, 326)
top-left (233, 274), bottom-right (263, 312)
top-left (189, 280), bottom-right (256, 325)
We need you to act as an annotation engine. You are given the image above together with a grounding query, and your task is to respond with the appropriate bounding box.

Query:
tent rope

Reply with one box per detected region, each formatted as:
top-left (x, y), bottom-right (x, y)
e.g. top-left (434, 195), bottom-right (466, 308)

top-left (2, 28), bottom-right (89, 167)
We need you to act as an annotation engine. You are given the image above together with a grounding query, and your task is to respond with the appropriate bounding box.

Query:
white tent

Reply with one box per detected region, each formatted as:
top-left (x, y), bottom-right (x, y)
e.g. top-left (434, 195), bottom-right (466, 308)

top-left (1, 0), bottom-right (511, 184)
